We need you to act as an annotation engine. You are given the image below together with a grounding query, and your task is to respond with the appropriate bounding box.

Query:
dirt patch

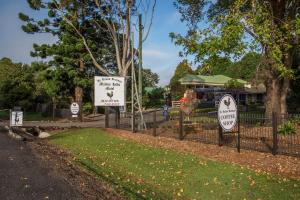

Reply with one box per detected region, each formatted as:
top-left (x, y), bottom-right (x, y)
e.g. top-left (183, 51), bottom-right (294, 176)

top-left (106, 128), bottom-right (300, 180)
top-left (28, 140), bottom-right (123, 200)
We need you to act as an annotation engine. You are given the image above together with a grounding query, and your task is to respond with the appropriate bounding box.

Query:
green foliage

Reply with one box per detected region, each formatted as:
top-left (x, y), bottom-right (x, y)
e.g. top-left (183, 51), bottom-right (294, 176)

top-left (225, 79), bottom-right (244, 89)
top-left (20, 0), bottom-right (117, 108)
top-left (0, 58), bottom-right (36, 110)
top-left (197, 52), bottom-right (261, 81)
top-left (169, 60), bottom-right (194, 100)
top-left (82, 102), bottom-right (93, 114)
top-left (196, 55), bottom-right (232, 75)
top-left (144, 87), bottom-right (165, 108)
top-left (171, 1), bottom-right (300, 115)
top-left (142, 68), bottom-right (159, 87)
top-left (50, 128), bottom-right (300, 200)
top-left (193, 108), bottom-right (216, 113)
top-left (169, 108), bottom-right (180, 118)
top-left (278, 121), bottom-right (296, 135)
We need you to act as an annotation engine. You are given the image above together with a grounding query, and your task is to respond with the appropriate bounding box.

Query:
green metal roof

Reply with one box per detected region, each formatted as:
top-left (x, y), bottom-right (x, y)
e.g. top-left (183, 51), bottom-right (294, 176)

top-left (179, 74), bottom-right (247, 86)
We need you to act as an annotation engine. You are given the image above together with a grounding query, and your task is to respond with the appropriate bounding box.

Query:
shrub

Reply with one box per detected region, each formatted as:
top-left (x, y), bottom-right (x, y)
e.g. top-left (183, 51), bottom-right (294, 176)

top-left (291, 115), bottom-right (300, 125)
top-left (278, 121), bottom-right (296, 135)
top-left (193, 108), bottom-right (216, 113)
top-left (169, 108), bottom-right (180, 118)
top-left (82, 102), bottom-right (93, 114)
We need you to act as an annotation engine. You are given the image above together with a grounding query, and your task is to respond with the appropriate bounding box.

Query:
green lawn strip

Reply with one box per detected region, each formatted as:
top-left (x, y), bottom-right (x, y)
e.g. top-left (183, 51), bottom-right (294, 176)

top-left (24, 112), bottom-right (53, 121)
top-left (49, 128), bottom-right (300, 200)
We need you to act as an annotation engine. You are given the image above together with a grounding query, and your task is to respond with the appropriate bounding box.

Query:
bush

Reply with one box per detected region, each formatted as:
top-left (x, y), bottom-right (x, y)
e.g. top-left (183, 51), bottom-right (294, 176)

top-left (82, 102), bottom-right (93, 114)
top-left (278, 121), bottom-right (296, 135)
top-left (291, 115), bottom-right (300, 125)
top-left (193, 108), bottom-right (216, 113)
top-left (169, 108), bottom-right (180, 118)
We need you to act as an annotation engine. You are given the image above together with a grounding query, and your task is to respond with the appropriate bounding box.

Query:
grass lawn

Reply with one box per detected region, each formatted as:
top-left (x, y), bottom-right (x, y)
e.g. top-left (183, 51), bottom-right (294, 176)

top-left (49, 128), bottom-right (300, 200)
top-left (0, 110), bottom-right (52, 121)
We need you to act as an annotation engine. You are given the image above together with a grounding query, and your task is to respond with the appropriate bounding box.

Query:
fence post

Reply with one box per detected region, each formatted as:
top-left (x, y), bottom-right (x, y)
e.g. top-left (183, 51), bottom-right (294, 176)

top-left (272, 112), bottom-right (278, 155)
top-left (218, 125), bottom-right (222, 146)
top-left (237, 109), bottom-right (241, 153)
top-left (179, 110), bottom-right (183, 140)
top-left (105, 107), bottom-right (109, 128)
top-left (132, 108), bottom-right (136, 133)
top-left (153, 110), bottom-right (157, 136)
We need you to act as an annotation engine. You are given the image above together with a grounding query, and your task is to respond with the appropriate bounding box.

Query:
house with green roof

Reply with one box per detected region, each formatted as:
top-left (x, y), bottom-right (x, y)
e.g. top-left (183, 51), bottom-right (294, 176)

top-left (179, 74), bottom-right (248, 87)
top-left (178, 74), bottom-right (266, 106)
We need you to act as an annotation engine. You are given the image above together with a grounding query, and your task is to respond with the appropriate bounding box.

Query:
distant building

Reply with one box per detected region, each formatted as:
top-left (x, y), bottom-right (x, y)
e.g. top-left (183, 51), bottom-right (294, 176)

top-left (178, 74), bottom-right (266, 106)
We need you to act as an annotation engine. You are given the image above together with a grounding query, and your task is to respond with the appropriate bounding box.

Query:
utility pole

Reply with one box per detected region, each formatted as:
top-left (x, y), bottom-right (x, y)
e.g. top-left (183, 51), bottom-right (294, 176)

top-left (138, 14), bottom-right (143, 111)
top-left (131, 33), bottom-right (135, 132)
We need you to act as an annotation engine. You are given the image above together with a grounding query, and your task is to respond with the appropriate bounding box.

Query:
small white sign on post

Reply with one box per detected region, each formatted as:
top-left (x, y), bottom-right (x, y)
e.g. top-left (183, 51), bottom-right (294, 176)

top-left (94, 76), bottom-right (125, 107)
top-left (10, 111), bottom-right (23, 126)
top-left (70, 102), bottom-right (80, 118)
top-left (218, 94), bottom-right (237, 131)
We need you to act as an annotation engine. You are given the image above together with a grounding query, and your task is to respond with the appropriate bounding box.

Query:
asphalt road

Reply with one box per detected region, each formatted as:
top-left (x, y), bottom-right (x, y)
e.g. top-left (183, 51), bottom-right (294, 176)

top-left (0, 132), bottom-right (83, 200)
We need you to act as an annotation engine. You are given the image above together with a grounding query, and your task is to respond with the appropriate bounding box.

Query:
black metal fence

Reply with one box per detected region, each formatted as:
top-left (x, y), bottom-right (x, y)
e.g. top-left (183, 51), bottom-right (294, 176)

top-left (108, 109), bottom-right (300, 157)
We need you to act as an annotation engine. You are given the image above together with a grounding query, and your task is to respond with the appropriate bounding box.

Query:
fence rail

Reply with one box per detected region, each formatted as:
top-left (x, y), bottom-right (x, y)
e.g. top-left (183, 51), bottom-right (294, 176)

top-left (108, 109), bottom-right (300, 157)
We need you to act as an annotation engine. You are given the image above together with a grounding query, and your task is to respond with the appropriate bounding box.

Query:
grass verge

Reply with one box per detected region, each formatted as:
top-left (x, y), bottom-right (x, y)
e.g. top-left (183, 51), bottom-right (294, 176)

top-left (49, 128), bottom-right (300, 200)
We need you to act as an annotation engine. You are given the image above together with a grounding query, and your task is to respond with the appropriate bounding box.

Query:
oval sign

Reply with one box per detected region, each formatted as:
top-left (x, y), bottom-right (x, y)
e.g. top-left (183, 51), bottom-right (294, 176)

top-left (218, 94), bottom-right (237, 131)
top-left (70, 102), bottom-right (80, 115)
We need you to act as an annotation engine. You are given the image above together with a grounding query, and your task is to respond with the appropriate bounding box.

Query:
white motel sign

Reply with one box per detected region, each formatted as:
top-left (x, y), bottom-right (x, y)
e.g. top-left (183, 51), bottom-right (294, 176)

top-left (94, 76), bottom-right (125, 107)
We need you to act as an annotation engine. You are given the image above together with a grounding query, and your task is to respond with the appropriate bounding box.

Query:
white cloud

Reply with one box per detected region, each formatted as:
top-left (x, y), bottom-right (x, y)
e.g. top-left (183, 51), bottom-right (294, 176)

top-left (142, 47), bottom-right (181, 86)
top-left (143, 49), bottom-right (172, 59)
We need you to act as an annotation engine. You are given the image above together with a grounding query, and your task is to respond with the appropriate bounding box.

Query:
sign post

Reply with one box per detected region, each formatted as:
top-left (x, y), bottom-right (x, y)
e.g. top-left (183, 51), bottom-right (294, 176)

top-left (70, 102), bottom-right (80, 118)
top-left (218, 94), bottom-right (240, 152)
top-left (10, 110), bottom-right (23, 127)
top-left (94, 76), bottom-right (125, 128)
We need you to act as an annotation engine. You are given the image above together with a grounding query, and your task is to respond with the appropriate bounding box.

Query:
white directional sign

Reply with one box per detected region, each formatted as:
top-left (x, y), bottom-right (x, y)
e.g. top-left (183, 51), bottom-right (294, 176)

top-left (218, 94), bottom-right (237, 131)
top-left (94, 76), bottom-right (125, 107)
top-left (70, 102), bottom-right (80, 117)
top-left (10, 111), bottom-right (23, 126)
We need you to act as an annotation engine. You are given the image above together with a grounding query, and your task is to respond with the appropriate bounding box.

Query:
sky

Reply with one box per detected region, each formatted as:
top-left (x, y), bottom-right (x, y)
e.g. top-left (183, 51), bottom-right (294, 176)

top-left (0, 0), bottom-right (191, 86)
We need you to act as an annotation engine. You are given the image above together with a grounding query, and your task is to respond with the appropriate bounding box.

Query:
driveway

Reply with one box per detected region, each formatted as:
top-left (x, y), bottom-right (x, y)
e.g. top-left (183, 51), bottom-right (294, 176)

top-left (0, 132), bottom-right (82, 200)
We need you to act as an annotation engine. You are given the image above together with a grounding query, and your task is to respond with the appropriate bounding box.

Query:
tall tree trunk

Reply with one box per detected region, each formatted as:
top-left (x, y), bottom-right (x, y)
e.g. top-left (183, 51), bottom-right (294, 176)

top-left (265, 73), bottom-right (289, 119)
top-left (52, 97), bottom-right (56, 121)
top-left (74, 59), bottom-right (84, 121)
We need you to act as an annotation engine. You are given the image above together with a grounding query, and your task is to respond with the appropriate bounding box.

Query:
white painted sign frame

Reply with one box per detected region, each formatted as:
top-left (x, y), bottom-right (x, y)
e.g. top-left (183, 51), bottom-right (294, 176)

top-left (218, 94), bottom-right (238, 131)
top-left (94, 76), bottom-right (125, 107)
top-left (10, 111), bottom-right (23, 127)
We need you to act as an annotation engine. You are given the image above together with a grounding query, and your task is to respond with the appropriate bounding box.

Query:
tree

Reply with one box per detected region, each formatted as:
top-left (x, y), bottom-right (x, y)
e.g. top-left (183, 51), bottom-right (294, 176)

top-left (20, 0), bottom-right (117, 115)
top-left (142, 68), bottom-right (159, 88)
top-left (196, 56), bottom-right (232, 76)
top-left (197, 52), bottom-right (261, 81)
top-left (20, 0), bottom-right (156, 77)
top-left (169, 59), bottom-right (194, 100)
top-left (171, 0), bottom-right (300, 117)
top-left (229, 52), bottom-right (261, 81)
top-left (33, 61), bottom-right (74, 119)
top-left (0, 58), bottom-right (36, 110)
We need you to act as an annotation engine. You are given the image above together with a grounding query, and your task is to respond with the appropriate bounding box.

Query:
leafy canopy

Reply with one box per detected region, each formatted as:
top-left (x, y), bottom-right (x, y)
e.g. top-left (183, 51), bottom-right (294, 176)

top-left (171, 0), bottom-right (300, 79)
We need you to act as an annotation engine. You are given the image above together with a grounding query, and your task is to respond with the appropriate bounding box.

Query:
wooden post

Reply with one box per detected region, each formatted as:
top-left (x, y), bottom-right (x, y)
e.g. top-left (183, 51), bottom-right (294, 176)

top-left (179, 110), bottom-right (183, 140)
top-left (218, 124), bottom-right (222, 146)
top-left (153, 110), bottom-right (157, 136)
top-left (132, 108), bottom-right (136, 133)
top-left (237, 92), bottom-right (241, 153)
top-left (115, 107), bottom-right (119, 129)
top-left (105, 107), bottom-right (109, 128)
top-left (272, 112), bottom-right (278, 155)
top-left (237, 109), bottom-right (241, 153)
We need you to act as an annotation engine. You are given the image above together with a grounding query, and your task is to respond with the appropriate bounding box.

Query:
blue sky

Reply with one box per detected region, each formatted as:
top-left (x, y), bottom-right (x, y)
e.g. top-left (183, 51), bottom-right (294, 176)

top-left (0, 0), bottom-right (191, 86)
